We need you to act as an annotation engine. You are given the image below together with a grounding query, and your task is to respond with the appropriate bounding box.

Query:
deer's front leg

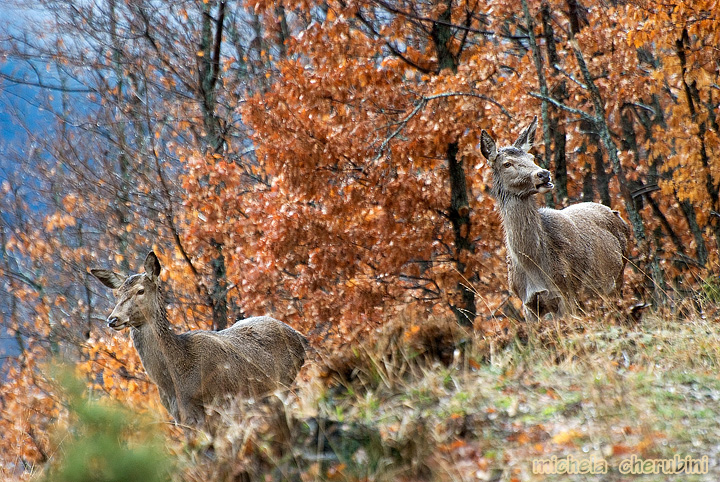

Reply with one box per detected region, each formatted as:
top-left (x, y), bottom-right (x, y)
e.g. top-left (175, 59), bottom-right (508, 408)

top-left (176, 394), bottom-right (205, 427)
top-left (507, 256), bottom-right (527, 303)
top-left (157, 388), bottom-right (180, 422)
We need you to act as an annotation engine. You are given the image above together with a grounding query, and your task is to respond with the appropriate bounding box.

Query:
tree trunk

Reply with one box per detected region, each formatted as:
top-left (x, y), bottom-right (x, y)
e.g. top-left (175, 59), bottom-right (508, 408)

top-left (522, 0), bottom-right (554, 207)
top-left (210, 240), bottom-right (228, 330)
top-left (431, 3), bottom-right (475, 326)
top-left (566, 14), bottom-right (645, 241)
top-left (676, 29), bottom-right (720, 254)
top-left (447, 142), bottom-right (475, 327)
top-left (565, 0), bottom-right (657, 298)
top-left (198, 0), bottom-right (230, 329)
top-left (430, 1), bottom-right (457, 73)
top-left (620, 108), bottom-right (685, 261)
top-left (541, 2), bottom-right (568, 201)
top-left (679, 200), bottom-right (708, 266)
top-left (108, 0), bottom-right (132, 272)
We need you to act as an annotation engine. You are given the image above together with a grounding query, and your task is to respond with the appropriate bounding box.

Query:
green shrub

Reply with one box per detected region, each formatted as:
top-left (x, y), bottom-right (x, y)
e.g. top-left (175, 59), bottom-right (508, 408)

top-left (42, 367), bottom-right (173, 482)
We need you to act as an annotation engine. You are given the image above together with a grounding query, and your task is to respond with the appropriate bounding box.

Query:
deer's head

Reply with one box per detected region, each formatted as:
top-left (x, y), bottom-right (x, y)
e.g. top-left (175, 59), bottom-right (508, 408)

top-left (480, 116), bottom-right (553, 199)
top-left (91, 251), bottom-right (162, 330)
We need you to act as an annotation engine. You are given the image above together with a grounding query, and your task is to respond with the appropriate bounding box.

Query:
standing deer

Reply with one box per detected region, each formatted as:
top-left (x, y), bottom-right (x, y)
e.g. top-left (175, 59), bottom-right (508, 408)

top-left (90, 251), bottom-right (308, 426)
top-left (479, 117), bottom-right (630, 321)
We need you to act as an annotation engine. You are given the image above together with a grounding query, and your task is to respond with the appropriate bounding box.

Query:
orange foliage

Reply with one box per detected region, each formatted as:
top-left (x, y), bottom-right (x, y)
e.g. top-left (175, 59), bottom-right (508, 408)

top-left (1, 0), bottom-right (719, 477)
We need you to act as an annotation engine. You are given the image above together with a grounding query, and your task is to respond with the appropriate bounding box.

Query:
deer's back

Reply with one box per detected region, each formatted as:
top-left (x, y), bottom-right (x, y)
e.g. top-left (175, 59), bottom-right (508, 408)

top-left (222, 316), bottom-right (307, 379)
top-left (184, 316), bottom-right (307, 400)
top-left (539, 202), bottom-right (629, 294)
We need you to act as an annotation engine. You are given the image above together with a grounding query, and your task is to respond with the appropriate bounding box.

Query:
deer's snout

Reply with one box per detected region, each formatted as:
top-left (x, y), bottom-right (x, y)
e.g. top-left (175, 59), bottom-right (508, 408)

top-left (535, 169), bottom-right (554, 193)
top-left (537, 169), bottom-right (551, 183)
top-left (107, 316), bottom-right (126, 330)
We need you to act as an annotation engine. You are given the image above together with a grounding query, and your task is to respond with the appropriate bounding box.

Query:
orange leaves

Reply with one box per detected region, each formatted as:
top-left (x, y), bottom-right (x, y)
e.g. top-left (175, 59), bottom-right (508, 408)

top-left (438, 438), bottom-right (467, 453)
top-left (552, 429), bottom-right (583, 446)
top-left (44, 212), bottom-right (77, 231)
top-left (234, 26), bottom-right (504, 328)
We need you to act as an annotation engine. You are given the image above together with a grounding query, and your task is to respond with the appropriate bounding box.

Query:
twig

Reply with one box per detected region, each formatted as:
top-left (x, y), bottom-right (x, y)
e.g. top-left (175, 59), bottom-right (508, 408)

top-left (528, 92), bottom-right (596, 122)
top-left (366, 0), bottom-right (495, 36)
top-left (374, 92), bottom-right (511, 160)
top-left (552, 63), bottom-right (588, 90)
top-left (631, 184), bottom-right (660, 199)
top-left (374, 98), bottom-right (427, 161)
top-left (424, 92), bottom-right (512, 118)
top-left (0, 71), bottom-right (93, 93)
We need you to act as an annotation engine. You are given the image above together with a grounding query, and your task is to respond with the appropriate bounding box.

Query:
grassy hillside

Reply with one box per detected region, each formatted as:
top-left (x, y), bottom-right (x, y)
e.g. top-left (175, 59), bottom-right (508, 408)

top-left (166, 302), bottom-right (720, 481)
top-left (29, 297), bottom-right (720, 482)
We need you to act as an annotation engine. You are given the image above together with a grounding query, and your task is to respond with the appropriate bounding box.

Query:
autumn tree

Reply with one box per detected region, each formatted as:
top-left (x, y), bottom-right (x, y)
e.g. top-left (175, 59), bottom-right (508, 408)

top-left (0, 0), bottom-right (275, 469)
top-left (627, 0), bottom-right (720, 267)
top-left (2, 0), bottom-right (719, 476)
top-left (205, 0), bottom-right (525, 333)
top-left (180, 0), bottom-right (720, 341)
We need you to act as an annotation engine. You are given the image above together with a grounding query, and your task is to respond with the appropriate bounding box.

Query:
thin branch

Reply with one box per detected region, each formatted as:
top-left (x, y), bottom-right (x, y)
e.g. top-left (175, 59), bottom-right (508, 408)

top-left (0, 72), bottom-right (93, 93)
top-left (0, 266), bottom-right (44, 293)
top-left (627, 102), bottom-right (657, 114)
top-left (528, 92), bottom-right (596, 122)
top-left (374, 98), bottom-right (427, 161)
top-left (374, 91), bottom-right (510, 161)
top-left (368, 0), bottom-right (494, 36)
top-left (631, 184), bottom-right (660, 199)
top-left (353, 7), bottom-right (433, 74)
top-left (425, 92), bottom-right (512, 118)
top-left (552, 63), bottom-right (587, 90)
top-left (149, 139), bottom-right (210, 302)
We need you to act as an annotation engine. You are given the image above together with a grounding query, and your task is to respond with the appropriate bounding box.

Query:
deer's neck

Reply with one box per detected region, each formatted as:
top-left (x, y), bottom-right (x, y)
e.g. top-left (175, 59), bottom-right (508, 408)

top-left (131, 292), bottom-right (185, 382)
top-left (495, 188), bottom-right (546, 267)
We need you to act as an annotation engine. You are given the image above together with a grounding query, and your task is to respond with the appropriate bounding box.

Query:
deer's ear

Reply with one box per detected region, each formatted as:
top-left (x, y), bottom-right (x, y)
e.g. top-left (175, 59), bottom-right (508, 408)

top-left (480, 130), bottom-right (498, 163)
top-left (90, 269), bottom-right (124, 289)
top-left (144, 251), bottom-right (162, 281)
top-left (513, 116), bottom-right (537, 152)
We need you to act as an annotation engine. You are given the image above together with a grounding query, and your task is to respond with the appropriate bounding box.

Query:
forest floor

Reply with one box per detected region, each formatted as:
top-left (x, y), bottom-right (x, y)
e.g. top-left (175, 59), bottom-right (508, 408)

top-left (173, 300), bottom-right (720, 482)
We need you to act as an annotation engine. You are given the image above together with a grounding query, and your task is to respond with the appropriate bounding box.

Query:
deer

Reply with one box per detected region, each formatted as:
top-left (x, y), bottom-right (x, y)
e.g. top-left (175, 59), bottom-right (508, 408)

top-left (90, 251), bottom-right (308, 426)
top-left (479, 116), bottom-right (631, 322)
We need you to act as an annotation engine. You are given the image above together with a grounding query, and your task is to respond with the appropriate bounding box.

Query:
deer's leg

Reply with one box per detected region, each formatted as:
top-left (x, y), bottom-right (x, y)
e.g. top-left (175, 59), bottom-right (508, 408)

top-left (545, 293), bottom-right (563, 317)
top-left (508, 261), bottom-right (532, 321)
top-left (524, 290), bottom-right (548, 322)
top-left (525, 289), bottom-right (565, 321)
top-left (177, 395), bottom-right (205, 427)
top-left (157, 389), bottom-right (180, 422)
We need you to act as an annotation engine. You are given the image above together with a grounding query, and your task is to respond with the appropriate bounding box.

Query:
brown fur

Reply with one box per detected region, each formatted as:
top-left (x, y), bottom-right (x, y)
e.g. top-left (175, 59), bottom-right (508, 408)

top-left (91, 252), bottom-right (307, 426)
top-left (480, 117), bottom-right (631, 321)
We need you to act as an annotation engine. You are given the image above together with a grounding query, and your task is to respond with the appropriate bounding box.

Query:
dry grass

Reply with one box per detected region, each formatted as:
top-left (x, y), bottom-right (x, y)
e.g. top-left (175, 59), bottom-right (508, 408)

top-left (167, 298), bottom-right (720, 481)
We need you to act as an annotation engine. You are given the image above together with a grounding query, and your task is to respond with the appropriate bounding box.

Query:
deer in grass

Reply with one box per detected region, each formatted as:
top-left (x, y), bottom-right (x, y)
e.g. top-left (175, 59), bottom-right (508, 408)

top-left (90, 251), bottom-right (308, 426)
top-left (479, 117), bottom-right (631, 321)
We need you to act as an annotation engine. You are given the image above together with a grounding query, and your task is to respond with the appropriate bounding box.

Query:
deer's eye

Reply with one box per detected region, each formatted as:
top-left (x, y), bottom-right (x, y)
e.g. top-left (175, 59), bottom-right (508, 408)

top-left (137, 288), bottom-right (145, 295)
top-left (503, 161), bottom-right (512, 168)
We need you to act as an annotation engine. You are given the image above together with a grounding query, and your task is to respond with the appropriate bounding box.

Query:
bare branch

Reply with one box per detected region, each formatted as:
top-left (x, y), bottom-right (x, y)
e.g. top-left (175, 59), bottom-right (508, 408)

top-left (367, 0), bottom-right (494, 36)
top-left (528, 92), bottom-right (596, 122)
top-left (0, 71), bottom-right (93, 93)
top-left (374, 91), bottom-right (511, 161)
top-left (374, 98), bottom-right (427, 161)
top-left (425, 92), bottom-right (512, 118)
top-left (552, 63), bottom-right (587, 90)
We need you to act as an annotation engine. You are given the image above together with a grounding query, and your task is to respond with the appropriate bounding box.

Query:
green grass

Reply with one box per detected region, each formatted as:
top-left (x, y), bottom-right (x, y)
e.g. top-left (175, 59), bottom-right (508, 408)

top-left (173, 307), bottom-right (720, 481)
